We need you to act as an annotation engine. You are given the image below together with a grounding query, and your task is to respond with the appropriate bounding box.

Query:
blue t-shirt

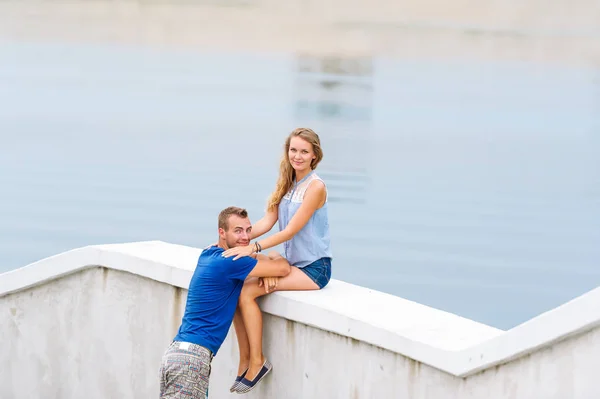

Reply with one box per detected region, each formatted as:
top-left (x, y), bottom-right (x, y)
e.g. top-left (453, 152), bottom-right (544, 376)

top-left (173, 245), bottom-right (257, 355)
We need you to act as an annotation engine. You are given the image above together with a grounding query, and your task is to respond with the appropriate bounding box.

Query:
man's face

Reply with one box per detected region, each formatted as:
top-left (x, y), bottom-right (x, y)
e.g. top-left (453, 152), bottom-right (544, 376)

top-left (219, 215), bottom-right (252, 249)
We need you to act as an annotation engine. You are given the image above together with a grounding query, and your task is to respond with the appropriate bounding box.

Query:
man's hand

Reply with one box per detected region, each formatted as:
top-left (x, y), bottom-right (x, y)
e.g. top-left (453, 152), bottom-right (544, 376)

top-left (258, 276), bottom-right (279, 293)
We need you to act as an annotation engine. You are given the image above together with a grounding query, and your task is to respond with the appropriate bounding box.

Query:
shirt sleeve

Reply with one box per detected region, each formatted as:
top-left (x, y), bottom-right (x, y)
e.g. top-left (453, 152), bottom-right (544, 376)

top-left (224, 255), bottom-right (258, 281)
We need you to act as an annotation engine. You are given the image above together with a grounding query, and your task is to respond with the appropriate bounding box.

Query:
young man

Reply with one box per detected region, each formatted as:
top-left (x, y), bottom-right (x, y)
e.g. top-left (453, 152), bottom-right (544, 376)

top-left (159, 206), bottom-right (290, 399)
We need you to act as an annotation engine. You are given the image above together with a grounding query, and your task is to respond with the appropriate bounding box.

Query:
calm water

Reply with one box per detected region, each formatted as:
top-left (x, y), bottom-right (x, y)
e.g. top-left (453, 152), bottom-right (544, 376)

top-left (1, 40), bottom-right (599, 330)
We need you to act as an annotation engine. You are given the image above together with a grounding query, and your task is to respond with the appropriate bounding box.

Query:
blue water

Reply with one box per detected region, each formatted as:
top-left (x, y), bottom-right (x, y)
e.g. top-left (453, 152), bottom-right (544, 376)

top-left (1, 40), bottom-right (599, 329)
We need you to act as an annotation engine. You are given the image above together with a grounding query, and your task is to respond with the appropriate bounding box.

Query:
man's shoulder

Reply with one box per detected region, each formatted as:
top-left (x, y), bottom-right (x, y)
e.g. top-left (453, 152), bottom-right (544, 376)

top-left (201, 245), bottom-right (223, 255)
top-left (198, 245), bottom-right (224, 264)
top-left (198, 246), bottom-right (255, 266)
top-left (195, 245), bottom-right (258, 281)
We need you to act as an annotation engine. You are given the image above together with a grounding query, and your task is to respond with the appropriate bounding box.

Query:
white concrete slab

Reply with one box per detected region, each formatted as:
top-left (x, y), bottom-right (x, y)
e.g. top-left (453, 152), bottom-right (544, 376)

top-left (2, 240), bottom-right (599, 377)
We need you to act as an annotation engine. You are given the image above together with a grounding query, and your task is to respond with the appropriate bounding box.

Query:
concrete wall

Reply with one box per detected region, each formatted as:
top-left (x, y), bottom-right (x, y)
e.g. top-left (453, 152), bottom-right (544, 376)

top-left (2, 241), bottom-right (600, 398)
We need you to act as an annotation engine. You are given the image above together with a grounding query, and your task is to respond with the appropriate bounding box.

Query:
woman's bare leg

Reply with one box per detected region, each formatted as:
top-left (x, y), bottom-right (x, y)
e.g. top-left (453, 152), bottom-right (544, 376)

top-left (232, 305), bottom-right (250, 376)
top-left (238, 260), bottom-right (320, 381)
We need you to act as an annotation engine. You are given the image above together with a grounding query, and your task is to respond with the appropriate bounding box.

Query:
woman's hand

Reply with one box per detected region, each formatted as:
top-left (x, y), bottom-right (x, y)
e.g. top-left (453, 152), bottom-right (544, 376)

top-left (221, 245), bottom-right (255, 260)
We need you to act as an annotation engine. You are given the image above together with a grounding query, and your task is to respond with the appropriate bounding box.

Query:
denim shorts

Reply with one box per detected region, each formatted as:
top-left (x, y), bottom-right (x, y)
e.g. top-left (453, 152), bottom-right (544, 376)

top-left (298, 257), bottom-right (332, 289)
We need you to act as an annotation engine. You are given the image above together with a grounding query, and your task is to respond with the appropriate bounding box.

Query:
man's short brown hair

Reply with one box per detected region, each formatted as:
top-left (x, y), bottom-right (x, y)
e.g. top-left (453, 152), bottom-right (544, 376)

top-left (218, 206), bottom-right (248, 231)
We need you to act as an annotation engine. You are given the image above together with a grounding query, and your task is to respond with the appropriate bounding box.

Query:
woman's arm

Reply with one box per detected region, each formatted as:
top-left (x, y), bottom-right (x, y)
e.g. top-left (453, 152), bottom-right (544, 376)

top-left (255, 181), bottom-right (325, 250)
top-left (222, 181), bottom-right (326, 260)
top-left (250, 208), bottom-right (278, 240)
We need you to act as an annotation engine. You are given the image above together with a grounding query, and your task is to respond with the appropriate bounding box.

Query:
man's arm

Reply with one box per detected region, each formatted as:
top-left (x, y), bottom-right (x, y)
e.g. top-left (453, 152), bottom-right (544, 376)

top-left (247, 251), bottom-right (290, 278)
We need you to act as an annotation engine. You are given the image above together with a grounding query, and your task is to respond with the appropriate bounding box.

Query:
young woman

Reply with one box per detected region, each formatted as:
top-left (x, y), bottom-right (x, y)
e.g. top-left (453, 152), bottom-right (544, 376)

top-left (222, 127), bottom-right (332, 393)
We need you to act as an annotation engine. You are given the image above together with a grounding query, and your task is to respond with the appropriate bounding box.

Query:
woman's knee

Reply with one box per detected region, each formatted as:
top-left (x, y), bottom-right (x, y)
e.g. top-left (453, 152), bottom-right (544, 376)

top-left (240, 282), bottom-right (262, 303)
top-left (239, 288), bottom-right (253, 303)
top-left (267, 250), bottom-right (284, 260)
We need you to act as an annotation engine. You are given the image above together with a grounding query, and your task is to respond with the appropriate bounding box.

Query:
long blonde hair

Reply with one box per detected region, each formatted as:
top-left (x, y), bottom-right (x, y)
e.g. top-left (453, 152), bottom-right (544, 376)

top-left (267, 128), bottom-right (323, 211)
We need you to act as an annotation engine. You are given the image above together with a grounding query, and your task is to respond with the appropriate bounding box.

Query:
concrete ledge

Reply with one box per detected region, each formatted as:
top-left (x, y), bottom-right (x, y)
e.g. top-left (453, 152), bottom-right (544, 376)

top-left (2, 240), bottom-right (599, 377)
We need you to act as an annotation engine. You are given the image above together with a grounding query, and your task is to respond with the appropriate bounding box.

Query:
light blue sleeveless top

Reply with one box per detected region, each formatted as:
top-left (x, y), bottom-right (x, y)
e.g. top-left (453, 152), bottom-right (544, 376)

top-left (278, 170), bottom-right (332, 268)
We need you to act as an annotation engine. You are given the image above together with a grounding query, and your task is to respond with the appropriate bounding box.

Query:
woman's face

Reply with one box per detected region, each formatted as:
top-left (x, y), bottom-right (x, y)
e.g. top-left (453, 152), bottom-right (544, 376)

top-left (288, 136), bottom-right (316, 173)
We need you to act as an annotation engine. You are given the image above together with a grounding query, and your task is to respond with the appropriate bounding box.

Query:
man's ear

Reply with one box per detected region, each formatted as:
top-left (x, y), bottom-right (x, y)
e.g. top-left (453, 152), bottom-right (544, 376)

top-left (218, 227), bottom-right (225, 239)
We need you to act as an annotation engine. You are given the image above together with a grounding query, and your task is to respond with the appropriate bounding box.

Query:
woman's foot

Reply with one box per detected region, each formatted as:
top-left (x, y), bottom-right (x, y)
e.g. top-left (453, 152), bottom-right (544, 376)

top-left (245, 357), bottom-right (265, 382)
top-left (229, 368), bottom-right (248, 393)
top-left (235, 359), bottom-right (273, 394)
